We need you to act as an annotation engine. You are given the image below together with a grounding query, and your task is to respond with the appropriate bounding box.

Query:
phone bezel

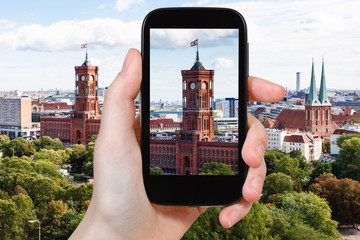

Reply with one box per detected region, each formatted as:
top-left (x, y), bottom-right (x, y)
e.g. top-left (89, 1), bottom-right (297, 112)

top-left (141, 7), bottom-right (248, 206)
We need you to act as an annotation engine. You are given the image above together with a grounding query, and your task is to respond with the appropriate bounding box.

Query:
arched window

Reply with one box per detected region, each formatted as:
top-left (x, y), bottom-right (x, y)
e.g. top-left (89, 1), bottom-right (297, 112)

top-left (221, 150), bottom-right (224, 156)
top-left (166, 147), bottom-right (169, 153)
top-left (217, 150), bottom-right (219, 156)
top-left (155, 146), bottom-right (158, 152)
top-left (225, 150), bottom-right (228, 156)
top-left (151, 146), bottom-right (154, 152)
top-left (230, 151), bottom-right (233, 156)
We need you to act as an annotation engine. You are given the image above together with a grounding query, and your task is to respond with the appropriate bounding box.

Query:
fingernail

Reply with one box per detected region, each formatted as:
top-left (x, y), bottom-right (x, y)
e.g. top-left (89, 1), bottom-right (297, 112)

top-left (122, 49), bottom-right (133, 71)
top-left (256, 144), bottom-right (265, 166)
top-left (251, 176), bottom-right (263, 198)
top-left (230, 210), bottom-right (241, 227)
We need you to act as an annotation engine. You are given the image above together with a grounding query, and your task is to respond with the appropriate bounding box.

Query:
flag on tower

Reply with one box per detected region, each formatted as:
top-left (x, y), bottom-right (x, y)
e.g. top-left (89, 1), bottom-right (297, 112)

top-left (190, 39), bottom-right (198, 47)
top-left (81, 43), bottom-right (87, 49)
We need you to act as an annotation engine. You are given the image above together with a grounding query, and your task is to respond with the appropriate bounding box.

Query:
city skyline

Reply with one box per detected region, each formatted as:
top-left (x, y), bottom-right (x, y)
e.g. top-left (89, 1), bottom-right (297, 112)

top-left (0, 0), bottom-right (359, 91)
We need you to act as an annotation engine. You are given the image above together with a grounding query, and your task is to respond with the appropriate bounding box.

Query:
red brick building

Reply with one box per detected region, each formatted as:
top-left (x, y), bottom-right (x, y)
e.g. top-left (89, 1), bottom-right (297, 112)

top-left (150, 52), bottom-right (239, 175)
top-left (268, 59), bottom-right (335, 138)
top-left (40, 54), bottom-right (100, 144)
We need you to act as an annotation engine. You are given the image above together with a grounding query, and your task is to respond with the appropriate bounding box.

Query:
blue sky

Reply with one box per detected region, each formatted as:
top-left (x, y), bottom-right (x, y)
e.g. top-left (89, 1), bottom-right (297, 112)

top-left (150, 29), bottom-right (239, 101)
top-left (0, 0), bottom-right (359, 92)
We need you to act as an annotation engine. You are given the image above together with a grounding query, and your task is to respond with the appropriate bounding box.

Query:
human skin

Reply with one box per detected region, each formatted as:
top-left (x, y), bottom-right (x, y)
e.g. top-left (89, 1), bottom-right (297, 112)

top-left (69, 48), bottom-right (285, 240)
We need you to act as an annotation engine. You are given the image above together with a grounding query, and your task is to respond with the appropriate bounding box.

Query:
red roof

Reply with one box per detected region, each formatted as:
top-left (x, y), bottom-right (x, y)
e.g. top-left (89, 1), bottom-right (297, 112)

top-left (150, 118), bottom-right (181, 128)
top-left (254, 107), bottom-right (265, 114)
top-left (332, 112), bottom-right (360, 124)
top-left (344, 108), bottom-right (356, 116)
top-left (32, 100), bottom-right (73, 110)
top-left (264, 119), bottom-right (276, 128)
top-left (42, 102), bottom-right (73, 110)
top-left (273, 109), bottom-right (306, 132)
top-left (32, 101), bottom-right (41, 106)
top-left (284, 134), bottom-right (311, 143)
top-left (332, 129), bottom-right (360, 135)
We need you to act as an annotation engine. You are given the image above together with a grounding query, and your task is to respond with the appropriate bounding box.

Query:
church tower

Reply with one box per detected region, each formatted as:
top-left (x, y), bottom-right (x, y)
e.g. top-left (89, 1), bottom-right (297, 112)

top-left (318, 58), bottom-right (332, 135)
top-left (304, 58), bottom-right (332, 136)
top-left (176, 49), bottom-right (215, 175)
top-left (71, 52), bottom-right (100, 144)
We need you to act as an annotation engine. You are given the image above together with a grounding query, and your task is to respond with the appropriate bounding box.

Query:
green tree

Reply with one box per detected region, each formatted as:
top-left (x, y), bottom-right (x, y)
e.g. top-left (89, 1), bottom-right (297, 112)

top-left (150, 167), bottom-right (164, 175)
top-left (264, 151), bottom-right (280, 175)
top-left (336, 133), bottom-right (360, 149)
top-left (32, 136), bottom-right (63, 151)
top-left (310, 161), bottom-right (332, 181)
top-left (200, 162), bottom-right (235, 175)
top-left (53, 209), bottom-right (85, 240)
top-left (276, 192), bottom-right (339, 238)
top-left (322, 138), bottom-right (330, 153)
top-left (33, 160), bottom-right (62, 178)
top-left (82, 161), bottom-right (94, 177)
top-left (69, 144), bottom-right (87, 173)
top-left (1, 138), bottom-right (35, 158)
top-left (33, 149), bottom-right (71, 166)
top-left (214, 128), bottom-right (220, 134)
top-left (90, 134), bottom-right (98, 143)
top-left (262, 172), bottom-right (294, 202)
top-left (276, 155), bottom-right (305, 184)
top-left (0, 199), bottom-right (23, 239)
top-left (337, 137), bottom-right (360, 181)
top-left (0, 135), bottom-right (10, 148)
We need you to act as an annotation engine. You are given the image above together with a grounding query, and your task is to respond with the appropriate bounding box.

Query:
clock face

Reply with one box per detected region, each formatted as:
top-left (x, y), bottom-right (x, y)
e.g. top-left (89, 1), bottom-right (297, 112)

top-left (190, 82), bottom-right (196, 89)
top-left (90, 75), bottom-right (94, 81)
top-left (202, 82), bottom-right (206, 89)
top-left (81, 76), bottom-right (85, 81)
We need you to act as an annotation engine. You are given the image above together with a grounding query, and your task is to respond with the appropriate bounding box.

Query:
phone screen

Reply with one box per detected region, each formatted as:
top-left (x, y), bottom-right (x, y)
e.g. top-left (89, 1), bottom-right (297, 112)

top-left (149, 28), bottom-right (239, 176)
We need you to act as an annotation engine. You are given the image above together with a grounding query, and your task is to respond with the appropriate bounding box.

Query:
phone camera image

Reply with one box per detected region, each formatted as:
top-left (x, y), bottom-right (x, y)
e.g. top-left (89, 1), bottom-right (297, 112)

top-left (149, 29), bottom-right (239, 176)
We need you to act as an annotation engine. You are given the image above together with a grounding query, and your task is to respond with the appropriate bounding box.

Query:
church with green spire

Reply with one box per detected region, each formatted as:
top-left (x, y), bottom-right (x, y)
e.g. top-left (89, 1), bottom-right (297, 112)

top-left (305, 58), bottom-right (333, 136)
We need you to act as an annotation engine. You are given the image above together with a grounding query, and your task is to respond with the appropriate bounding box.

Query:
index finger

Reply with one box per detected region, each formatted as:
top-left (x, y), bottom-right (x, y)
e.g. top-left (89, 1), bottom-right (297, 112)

top-left (248, 76), bottom-right (285, 103)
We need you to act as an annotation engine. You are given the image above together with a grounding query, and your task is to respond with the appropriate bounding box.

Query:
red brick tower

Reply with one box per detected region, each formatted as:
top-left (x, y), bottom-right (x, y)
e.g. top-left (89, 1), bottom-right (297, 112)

top-left (70, 53), bottom-right (99, 144)
top-left (176, 49), bottom-right (215, 175)
top-left (181, 50), bottom-right (215, 142)
top-left (305, 58), bottom-right (332, 137)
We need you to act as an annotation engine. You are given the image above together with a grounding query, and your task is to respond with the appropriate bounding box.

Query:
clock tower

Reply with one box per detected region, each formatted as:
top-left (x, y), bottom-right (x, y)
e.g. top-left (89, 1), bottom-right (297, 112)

top-left (181, 51), bottom-right (215, 142)
top-left (70, 52), bottom-right (100, 144)
top-left (176, 50), bottom-right (215, 174)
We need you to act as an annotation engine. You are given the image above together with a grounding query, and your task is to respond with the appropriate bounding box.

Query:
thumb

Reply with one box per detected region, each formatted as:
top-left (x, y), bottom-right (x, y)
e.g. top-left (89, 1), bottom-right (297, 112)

top-left (98, 49), bottom-right (142, 140)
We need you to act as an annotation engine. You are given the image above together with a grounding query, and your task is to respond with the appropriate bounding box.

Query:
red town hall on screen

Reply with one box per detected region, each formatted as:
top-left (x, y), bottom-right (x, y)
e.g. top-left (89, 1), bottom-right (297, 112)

top-left (150, 52), bottom-right (239, 175)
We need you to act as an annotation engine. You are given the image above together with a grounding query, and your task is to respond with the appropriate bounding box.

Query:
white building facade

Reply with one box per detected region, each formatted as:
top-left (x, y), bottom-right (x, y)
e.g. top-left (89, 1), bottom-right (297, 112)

top-left (266, 128), bottom-right (288, 150)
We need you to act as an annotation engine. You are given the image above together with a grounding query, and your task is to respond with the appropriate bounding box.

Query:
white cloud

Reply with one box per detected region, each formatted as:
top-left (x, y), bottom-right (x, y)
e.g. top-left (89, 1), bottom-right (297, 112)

top-left (0, 19), bottom-right (16, 31)
top-left (0, 18), bottom-right (142, 51)
top-left (213, 57), bottom-right (234, 69)
top-left (209, 0), bottom-right (360, 89)
top-left (89, 57), bottom-right (101, 66)
top-left (114, 0), bottom-right (144, 11)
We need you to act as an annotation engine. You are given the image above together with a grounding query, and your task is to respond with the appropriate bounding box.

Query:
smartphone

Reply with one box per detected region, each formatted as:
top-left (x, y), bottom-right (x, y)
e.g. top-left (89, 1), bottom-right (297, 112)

top-left (141, 7), bottom-right (248, 206)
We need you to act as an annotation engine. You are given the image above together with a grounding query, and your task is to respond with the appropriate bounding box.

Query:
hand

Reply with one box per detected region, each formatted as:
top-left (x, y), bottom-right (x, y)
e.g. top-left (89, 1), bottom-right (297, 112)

top-left (69, 48), bottom-right (285, 239)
